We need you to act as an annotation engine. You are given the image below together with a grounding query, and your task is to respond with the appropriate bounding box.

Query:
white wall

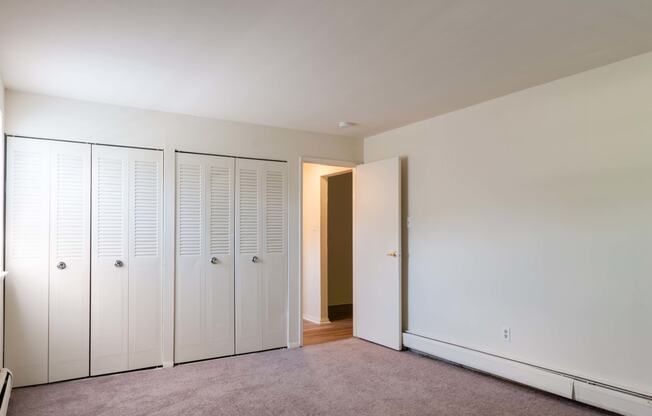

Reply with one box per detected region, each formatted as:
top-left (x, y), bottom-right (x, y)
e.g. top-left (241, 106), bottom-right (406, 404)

top-left (364, 51), bottom-right (652, 396)
top-left (0, 74), bottom-right (5, 114)
top-left (0, 75), bottom-right (4, 368)
top-left (301, 163), bottom-right (350, 323)
top-left (5, 90), bottom-right (363, 360)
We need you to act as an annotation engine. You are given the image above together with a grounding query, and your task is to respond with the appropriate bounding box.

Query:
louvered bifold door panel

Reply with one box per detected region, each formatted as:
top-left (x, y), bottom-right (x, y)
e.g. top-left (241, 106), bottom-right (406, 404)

top-left (91, 145), bottom-right (130, 375)
top-left (5, 138), bottom-right (51, 387)
top-left (175, 153), bottom-right (235, 363)
top-left (235, 158), bottom-right (263, 354)
top-left (205, 157), bottom-right (235, 358)
top-left (260, 161), bottom-right (288, 350)
top-left (48, 141), bottom-right (91, 383)
top-left (175, 155), bottom-right (205, 362)
top-left (128, 149), bottom-right (164, 370)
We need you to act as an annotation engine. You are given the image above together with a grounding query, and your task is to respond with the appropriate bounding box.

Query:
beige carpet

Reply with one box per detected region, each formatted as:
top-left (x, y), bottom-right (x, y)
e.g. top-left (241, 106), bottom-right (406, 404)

top-left (9, 338), bottom-right (610, 416)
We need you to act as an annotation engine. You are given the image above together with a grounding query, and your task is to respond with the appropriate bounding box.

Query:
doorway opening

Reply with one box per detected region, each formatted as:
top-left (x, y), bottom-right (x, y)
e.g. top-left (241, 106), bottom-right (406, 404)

top-left (301, 162), bottom-right (353, 346)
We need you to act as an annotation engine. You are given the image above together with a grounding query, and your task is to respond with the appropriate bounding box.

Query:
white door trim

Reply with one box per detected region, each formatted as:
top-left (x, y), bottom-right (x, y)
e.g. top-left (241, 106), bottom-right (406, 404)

top-left (297, 156), bottom-right (360, 348)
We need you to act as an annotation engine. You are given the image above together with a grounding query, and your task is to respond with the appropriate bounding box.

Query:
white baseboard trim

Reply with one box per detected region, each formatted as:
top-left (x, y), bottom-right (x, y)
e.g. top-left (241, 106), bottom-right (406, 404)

top-left (403, 332), bottom-right (652, 416)
top-left (403, 332), bottom-right (572, 398)
top-left (302, 314), bottom-right (330, 324)
top-left (287, 341), bottom-right (301, 349)
top-left (162, 361), bottom-right (174, 369)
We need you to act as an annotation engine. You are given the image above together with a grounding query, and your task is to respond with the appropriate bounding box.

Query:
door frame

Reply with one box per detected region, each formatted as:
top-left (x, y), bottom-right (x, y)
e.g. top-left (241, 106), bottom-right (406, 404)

top-left (298, 156), bottom-right (359, 347)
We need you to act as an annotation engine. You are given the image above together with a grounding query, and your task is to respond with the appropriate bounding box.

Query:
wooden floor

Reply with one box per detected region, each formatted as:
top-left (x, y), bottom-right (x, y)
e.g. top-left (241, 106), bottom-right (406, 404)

top-left (303, 317), bottom-right (353, 346)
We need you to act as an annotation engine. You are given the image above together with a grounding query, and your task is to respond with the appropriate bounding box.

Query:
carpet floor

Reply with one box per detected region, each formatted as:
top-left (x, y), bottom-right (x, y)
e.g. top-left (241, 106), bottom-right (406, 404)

top-left (9, 338), bottom-right (611, 416)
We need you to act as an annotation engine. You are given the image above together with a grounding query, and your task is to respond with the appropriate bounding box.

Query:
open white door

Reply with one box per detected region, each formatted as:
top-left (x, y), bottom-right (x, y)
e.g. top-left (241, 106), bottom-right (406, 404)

top-left (354, 157), bottom-right (402, 350)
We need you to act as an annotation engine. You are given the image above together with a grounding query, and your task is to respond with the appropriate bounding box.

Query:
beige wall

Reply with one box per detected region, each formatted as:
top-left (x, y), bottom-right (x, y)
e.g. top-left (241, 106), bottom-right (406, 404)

top-left (364, 51), bottom-right (652, 395)
top-left (302, 163), bottom-right (351, 323)
top-left (327, 172), bottom-right (352, 306)
top-left (0, 75), bottom-right (4, 369)
top-left (0, 74), bottom-right (4, 115)
top-left (4, 90), bottom-right (363, 357)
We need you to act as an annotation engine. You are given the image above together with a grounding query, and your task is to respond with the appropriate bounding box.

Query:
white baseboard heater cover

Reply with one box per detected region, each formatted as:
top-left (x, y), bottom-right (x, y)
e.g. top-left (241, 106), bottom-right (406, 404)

top-left (574, 382), bottom-right (652, 416)
top-left (403, 332), bottom-right (652, 416)
top-left (0, 369), bottom-right (13, 416)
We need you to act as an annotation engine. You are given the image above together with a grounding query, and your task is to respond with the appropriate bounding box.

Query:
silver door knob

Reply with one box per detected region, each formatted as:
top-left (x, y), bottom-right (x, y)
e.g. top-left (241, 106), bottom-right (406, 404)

top-left (251, 256), bottom-right (259, 263)
top-left (386, 251), bottom-right (398, 257)
top-left (114, 260), bottom-right (124, 268)
top-left (57, 261), bottom-right (67, 270)
top-left (210, 257), bottom-right (219, 264)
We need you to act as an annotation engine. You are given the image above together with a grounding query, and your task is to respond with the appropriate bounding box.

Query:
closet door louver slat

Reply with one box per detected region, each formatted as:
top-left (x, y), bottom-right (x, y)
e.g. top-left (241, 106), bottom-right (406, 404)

top-left (177, 163), bottom-right (202, 257)
top-left (238, 168), bottom-right (259, 255)
top-left (209, 166), bottom-right (232, 256)
top-left (133, 161), bottom-right (159, 258)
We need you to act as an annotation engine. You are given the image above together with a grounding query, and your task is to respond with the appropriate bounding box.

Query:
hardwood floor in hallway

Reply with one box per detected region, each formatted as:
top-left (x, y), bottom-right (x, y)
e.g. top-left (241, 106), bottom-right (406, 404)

top-left (303, 317), bottom-right (353, 346)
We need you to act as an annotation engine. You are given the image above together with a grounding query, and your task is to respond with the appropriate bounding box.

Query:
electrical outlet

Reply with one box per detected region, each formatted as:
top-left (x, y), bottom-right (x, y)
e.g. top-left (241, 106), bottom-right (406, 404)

top-left (502, 327), bottom-right (511, 342)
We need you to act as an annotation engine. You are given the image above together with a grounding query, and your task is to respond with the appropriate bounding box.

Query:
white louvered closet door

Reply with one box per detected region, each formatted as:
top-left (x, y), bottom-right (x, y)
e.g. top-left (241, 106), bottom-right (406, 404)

top-left (5, 137), bottom-right (91, 387)
top-left (235, 159), bottom-right (287, 354)
top-left (5, 138), bottom-right (52, 387)
top-left (128, 148), bottom-right (164, 370)
top-left (48, 141), bottom-right (91, 383)
top-left (92, 145), bottom-right (163, 375)
top-left (91, 145), bottom-right (130, 375)
top-left (175, 153), bottom-right (234, 363)
top-left (260, 161), bottom-right (288, 350)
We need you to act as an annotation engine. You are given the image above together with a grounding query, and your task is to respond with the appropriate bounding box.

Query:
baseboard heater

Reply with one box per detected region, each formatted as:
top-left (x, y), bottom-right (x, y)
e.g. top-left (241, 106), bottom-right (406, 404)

top-left (0, 369), bottom-right (13, 416)
top-left (403, 332), bottom-right (652, 416)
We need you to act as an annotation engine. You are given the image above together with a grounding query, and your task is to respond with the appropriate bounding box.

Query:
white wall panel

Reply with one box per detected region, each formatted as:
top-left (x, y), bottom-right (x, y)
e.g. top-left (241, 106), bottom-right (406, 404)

top-left (364, 51), bottom-right (652, 396)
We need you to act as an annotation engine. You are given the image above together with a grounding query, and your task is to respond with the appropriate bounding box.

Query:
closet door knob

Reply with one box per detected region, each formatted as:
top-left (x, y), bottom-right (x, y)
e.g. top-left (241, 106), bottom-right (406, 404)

top-left (56, 261), bottom-right (67, 270)
top-left (251, 256), bottom-right (259, 263)
top-left (114, 260), bottom-right (124, 268)
top-left (210, 257), bottom-right (219, 264)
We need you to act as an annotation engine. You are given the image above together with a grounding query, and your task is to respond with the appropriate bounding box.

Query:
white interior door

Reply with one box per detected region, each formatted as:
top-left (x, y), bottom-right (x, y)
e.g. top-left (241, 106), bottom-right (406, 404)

top-left (5, 137), bottom-right (51, 386)
top-left (48, 140), bottom-right (91, 383)
top-left (354, 157), bottom-right (402, 350)
top-left (176, 153), bottom-right (235, 363)
top-left (91, 145), bottom-right (130, 375)
top-left (235, 159), bottom-right (288, 354)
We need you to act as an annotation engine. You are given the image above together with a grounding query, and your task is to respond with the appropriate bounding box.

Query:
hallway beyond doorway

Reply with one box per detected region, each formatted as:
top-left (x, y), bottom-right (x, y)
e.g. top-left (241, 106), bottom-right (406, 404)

top-left (303, 305), bottom-right (353, 346)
